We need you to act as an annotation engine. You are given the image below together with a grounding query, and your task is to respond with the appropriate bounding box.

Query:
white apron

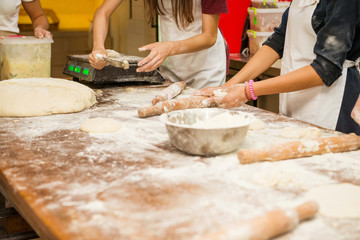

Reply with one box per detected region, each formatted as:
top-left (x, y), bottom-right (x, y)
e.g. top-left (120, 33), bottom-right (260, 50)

top-left (279, 0), bottom-right (351, 130)
top-left (158, 0), bottom-right (227, 89)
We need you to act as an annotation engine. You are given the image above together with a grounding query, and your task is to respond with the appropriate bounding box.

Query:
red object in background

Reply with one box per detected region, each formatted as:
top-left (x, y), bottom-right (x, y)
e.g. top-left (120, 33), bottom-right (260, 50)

top-left (219, 0), bottom-right (251, 54)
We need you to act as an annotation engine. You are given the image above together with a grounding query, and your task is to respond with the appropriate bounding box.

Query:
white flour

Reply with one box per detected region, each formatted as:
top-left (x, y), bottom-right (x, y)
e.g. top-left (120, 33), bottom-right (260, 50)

top-left (0, 86), bottom-right (359, 239)
top-left (191, 112), bottom-right (253, 128)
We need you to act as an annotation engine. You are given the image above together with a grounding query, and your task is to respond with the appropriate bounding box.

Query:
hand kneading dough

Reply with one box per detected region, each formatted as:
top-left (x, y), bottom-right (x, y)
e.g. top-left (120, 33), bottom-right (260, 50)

top-left (306, 183), bottom-right (360, 218)
top-left (80, 118), bottom-right (122, 133)
top-left (0, 78), bottom-right (96, 117)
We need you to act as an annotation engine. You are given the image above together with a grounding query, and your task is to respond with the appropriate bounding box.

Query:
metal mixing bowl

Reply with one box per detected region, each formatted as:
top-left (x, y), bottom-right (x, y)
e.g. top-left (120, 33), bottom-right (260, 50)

top-left (159, 108), bottom-right (255, 156)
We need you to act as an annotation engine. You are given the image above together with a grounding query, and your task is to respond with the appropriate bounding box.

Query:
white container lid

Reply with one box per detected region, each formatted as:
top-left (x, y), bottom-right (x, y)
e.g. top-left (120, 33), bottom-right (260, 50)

top-left (248, 7), bottom-right (287, 13)
top-left (247, 30), bottom-right (273, 37)
top-left (0, 36), bottom-right (53, 45)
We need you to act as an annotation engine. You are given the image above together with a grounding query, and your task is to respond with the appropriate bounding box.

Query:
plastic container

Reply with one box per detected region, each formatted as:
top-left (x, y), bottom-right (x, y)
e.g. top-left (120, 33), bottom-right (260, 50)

top-left (251, 0), bottom-right (290, 9)
top-left (0, 36), bottom-right (53, 80)
top-left (247, 30), bottom-right (272, 54)
top-left (248, 7), bottom-right (286, 32)
top-left (219, 0), bottom-right (251, 54)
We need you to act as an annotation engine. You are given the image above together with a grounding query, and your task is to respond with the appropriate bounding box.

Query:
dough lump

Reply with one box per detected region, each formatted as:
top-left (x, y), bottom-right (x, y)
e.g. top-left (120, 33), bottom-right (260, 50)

top-left (80, 118), bottom-right (122, 133)
top-left (0, 78), bottom-right (96, 117)
top-left (306, 183), bottom-right (360, 218)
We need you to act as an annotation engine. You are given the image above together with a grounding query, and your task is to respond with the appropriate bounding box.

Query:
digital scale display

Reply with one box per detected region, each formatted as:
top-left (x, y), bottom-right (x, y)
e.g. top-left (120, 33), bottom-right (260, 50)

top-left (67, 64), bottom-right (90, 76)
top-left (63, 54), bottom-right (165, 84)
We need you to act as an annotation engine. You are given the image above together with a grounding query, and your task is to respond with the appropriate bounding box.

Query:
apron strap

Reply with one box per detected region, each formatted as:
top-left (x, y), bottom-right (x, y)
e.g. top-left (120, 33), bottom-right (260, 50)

top-left (344, 59), bottom-right (360, 74)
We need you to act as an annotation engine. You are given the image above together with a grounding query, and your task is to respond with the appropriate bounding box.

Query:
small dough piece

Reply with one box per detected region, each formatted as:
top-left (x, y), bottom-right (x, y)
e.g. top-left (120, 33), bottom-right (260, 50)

top-left (249, 118), bottom-right (266, 130)
top-left (279, 127), bottom-right (321, 139)
top-left (306, 183), bottom-right (360, 218)
top-left (0, 78), bottom-right (96, 117)
top-left (121, 60), bottom-right (129, 70)
top-left (80, 118), bottom-right (122, 133)
top-left (125, 87), bottom-right (137, 92)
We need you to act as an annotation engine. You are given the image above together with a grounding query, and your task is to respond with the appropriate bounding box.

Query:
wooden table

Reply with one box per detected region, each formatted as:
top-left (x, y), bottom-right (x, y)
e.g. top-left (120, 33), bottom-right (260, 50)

top-left (0, 84), bottom-right (359, 239)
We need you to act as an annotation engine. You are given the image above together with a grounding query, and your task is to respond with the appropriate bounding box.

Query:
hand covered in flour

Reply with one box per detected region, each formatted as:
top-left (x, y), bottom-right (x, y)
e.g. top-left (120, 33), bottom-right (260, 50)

top-left (351, 94), bottom-right (360, 125)
top-left (193, 86), bottom-right (226, 97)
top-left (213, 84), bottom-right (248, 109)
top-left (34, 26), bottom-right (52, 39)
top-left (89, 48), bottom-right (108, 70)
top-left (137, 42), bottom-right (172, 72)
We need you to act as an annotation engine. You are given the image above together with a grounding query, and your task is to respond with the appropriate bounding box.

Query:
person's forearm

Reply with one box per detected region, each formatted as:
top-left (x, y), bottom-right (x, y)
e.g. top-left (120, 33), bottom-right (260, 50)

top-left (32, 15), bottom-right (49, 31)
top-left (224, 45), bottom-right (280, 87)
top-left (92, 11), bottom-right (110, 50)
top-left (253, 65), bottom-right (324, 96)
top-left (167, 32), bottom-right (217, 56)
top-left (92, 0), bottom-right (123, 51)
top-left (167, 13), bottom-right (219, 56)
top-left (22, 0), bottom-right (49, 30)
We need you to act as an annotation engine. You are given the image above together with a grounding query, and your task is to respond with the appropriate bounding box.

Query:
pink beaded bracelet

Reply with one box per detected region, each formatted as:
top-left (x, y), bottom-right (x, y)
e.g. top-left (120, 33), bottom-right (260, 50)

top-left (249, 79), bottom-right (257, 100)
top-left (244, 82), bottom-right (251, 101)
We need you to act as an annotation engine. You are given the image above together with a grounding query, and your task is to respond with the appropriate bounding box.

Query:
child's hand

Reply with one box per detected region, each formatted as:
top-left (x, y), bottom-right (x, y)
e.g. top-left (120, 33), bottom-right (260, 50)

top-left (351, 94), bottom-right (360, 125)
top-left (193, 86), bottom-right (225, 97)
top-left (88, 48), bottom-right (108, 70)
top-left (214, 84), bottom-right (248, 109)
top-left (137, 42), bottom-right (172, 72)
top-left (34, 26), bottom-right (52, 39)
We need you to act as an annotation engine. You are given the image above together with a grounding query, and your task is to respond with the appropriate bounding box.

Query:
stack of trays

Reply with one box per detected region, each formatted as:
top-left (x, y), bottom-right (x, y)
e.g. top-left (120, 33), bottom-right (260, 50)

top-left (247, 0), bottom-right (289, 54)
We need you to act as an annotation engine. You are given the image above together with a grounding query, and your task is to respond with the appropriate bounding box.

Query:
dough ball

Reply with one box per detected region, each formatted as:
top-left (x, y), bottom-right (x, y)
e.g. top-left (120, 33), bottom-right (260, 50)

top-left (306, 183), bottom-right (360, 218)
top-left (249, 118), bottom-right (266, 130)
top-left (80, 117), bottom-right (122, 133)
top-left (279, 127), bottom-right (321, 139)
top-left (0, 78), bottom-right (96, 117)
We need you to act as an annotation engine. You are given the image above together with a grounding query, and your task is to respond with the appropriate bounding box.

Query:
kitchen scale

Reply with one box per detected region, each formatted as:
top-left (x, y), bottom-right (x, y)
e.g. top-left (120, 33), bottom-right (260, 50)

top-left (63, 54), bottom-right (165, 84)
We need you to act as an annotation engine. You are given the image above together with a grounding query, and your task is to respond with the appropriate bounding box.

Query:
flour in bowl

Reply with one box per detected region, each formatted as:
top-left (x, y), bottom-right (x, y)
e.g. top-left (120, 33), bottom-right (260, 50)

top-left (191, 112), bottom-right (253, 128)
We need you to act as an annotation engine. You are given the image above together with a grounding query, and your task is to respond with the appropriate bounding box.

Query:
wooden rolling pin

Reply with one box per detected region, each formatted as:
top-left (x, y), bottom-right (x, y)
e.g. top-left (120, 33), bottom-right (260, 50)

top-left (200, 201), bottom-right (318, 240)
top-left (152, 81), bottom-right (186, 105)
top-left (238, 133), bottom-right (360, 164)
top-left (138, 96), bottom-right (215, 118)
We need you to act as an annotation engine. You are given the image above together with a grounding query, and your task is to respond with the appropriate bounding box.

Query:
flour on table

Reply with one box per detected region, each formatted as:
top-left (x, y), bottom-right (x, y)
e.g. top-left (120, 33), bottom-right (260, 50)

top-left (249, 118), bottom-right (266, 130)
top-left (305, 183), bottom-right (360, 219)
top-left (251, 161), bottom-right (334, 192)
top-left (80, 117), bottom-right (122, 133)
top-left (279, 127), bottom-right (321, 139)
top-left (0, 78), bottom-right (96, 117)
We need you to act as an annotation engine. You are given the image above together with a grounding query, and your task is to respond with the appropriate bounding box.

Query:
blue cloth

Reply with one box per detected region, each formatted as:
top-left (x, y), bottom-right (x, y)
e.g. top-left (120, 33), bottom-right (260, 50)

top-left (263, 0), bottom-right (360, 135)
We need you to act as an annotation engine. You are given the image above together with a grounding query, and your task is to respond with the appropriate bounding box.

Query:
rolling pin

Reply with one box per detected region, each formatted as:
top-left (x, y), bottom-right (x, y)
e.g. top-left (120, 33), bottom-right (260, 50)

top-left (152, 81), bottom-right (186, 105)
top-left (138, 96), bottom-right (215, 118)
top-left (238, 133), bottom-right (360, 164)
top-left (200, 201), bottom-right (318, 240)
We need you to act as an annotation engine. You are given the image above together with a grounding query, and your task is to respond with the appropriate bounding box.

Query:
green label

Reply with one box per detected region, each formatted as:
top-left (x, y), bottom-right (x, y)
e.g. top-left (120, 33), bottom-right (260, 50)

top-left (254, 17), bottom-right (258, 25)
top-left (74, 66), bottom-right (81, 73)
top-left (82, 68), bottom-right (90, 75)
